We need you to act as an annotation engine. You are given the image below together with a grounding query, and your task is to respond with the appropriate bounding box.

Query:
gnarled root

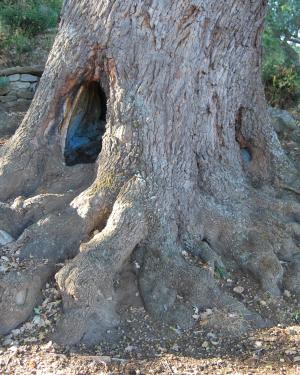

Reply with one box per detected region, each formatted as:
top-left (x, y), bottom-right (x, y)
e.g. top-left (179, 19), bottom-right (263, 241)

top-left (0, 192), bottom-right (76, 239)
top-left (0, 208), bottom-right (85, 334)
top-left (54, 177), bottom-right (148, 346)
top-left (0, 261), bottom-right (53, 335)
top-left (139, 241), bottom-right (267, 337)
top-left (0, 151), bottom-right (129, 339)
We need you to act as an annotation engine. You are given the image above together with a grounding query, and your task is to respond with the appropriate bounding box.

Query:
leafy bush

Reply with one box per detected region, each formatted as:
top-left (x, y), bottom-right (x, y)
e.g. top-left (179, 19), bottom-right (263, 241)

top-left (0, 0), bottom-right (62, 37)
top-left (264, 66), bottom-right (300, 108)
top-left (1, 32), bottom-right (32, 54)
top-left (262, 0), bottom-right (300, 108)
top-left (0, 0), bottom-right (62, 64)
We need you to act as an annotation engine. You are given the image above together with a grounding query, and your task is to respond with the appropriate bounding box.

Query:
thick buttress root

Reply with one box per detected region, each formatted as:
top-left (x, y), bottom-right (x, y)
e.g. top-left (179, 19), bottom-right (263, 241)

top-left (0, 261), bottom-right (53, 335)
top-left (54, 177), bottom-right (148, 345)
top-left (138, 243), bottom-right (267, 336)
top-left (0, 208), bottom-right (86, 334)
top-left (0, 175), bottom-right (121, 335)
top-left (1, 169), bottom-right (300, 346)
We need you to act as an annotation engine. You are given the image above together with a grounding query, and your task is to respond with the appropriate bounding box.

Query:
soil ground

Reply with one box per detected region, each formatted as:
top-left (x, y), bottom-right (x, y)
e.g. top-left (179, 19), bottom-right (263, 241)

top-left (1, 276), bottom-right (300, 374)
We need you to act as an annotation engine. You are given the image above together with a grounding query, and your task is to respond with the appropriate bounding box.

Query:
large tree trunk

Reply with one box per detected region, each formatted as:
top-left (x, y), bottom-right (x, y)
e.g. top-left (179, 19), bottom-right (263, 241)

top-left (0, 0), bottom-right (299, 346)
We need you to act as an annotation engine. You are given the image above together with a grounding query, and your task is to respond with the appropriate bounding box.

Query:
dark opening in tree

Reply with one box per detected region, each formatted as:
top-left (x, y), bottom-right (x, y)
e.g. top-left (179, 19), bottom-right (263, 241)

top-left (64, 82), bottom-right (107, 166)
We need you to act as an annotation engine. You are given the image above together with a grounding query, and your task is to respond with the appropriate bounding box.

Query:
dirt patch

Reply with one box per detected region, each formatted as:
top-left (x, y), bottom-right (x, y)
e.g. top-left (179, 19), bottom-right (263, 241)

top-left (0, 255), bottom-right (300, 374)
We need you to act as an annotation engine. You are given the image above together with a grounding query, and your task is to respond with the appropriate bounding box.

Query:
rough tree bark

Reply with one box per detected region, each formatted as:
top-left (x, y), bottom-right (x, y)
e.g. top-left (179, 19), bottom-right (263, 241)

top-left (0, 0), bottom-right (300, 346)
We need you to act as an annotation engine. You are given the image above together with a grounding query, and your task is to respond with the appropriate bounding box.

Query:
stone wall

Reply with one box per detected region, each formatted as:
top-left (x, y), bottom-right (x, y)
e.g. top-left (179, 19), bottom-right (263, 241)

top-left (0, 66), bottom-right (43, 112)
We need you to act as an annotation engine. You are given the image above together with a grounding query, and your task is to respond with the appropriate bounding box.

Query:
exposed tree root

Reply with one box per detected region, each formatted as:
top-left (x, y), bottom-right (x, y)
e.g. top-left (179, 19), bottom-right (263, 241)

top-left (1, 162), bottom-right (300, 346)
top-left (139, 241), bottom-right (266, 336)
top-left (54, 177), bottom-right (148, 345)
top-left (0, 261), bottom-right (53, 335)
top-left (0, 174), bottom-right (125, 335)
top-left (0, 193), bottom-right (76, 238)
top-left (1, 167), bottom-right (300, 345)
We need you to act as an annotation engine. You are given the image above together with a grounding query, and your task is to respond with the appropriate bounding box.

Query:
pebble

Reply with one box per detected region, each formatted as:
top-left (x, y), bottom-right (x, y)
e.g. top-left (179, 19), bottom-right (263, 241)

top-left (284, 290), bottom-right (291, 298)
top-left (233, 286), bottom-right (244, 294)
top-left (254, 341), bottom-right (263, 349)
top-left (202, 341), bottom-right (210, 349)
top-left (0, 230), bottom-right (14, 245)
top-left (125, 345), bottom-right (135, 352)
top-left (200, 309), bottom-right (213, 319)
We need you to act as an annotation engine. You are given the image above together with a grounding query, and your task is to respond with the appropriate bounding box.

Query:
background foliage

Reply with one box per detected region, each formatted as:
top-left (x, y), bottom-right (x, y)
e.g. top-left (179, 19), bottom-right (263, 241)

top-left (263, 0), bottom-right (300, 108)
top-left (0, 0), bottom-right (62, 58)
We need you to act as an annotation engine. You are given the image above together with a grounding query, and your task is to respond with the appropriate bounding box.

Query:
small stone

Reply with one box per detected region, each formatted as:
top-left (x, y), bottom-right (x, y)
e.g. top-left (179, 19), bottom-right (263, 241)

top-left (259, 300), bottom-right (267, 306)
top-left (10, 81), bottom-right (30, 90)
top-left (254, 341), bottom-right (263, 349)
top-left (280, 358), bottom-right (285, 363)
top-left (233, 286), bottom-right (244, 294)
top-left (33, 315), bottom-right (44, 326)
top-left (8, 74), bottom-right (20, 82)
top-left (4, 98), bottom-right (31, 112)
top-left (0, 95), bottom-right (17, 103)
top-left (28, 359), bottom-right (37, 369)
top-left (293, 356), bottom-right (300, 363)
top-left (0, 230), bottom-right (14, 245)
top-left (200, 309), bottom-right (213, 319)
top-left (16, 89), bottom-right (34, 100)
top-left (20, 74), bottom-right (38, 82)
top-left (15, 290), bottom-right (27, 306)
top-left (42, 341), bottom-right (53, 350)
top-left (284, 290), bottom-right (291, 298)
top-left (23, 322), bottom-right (34, 330)
top-left (202, 341), bottom-right (210, 349)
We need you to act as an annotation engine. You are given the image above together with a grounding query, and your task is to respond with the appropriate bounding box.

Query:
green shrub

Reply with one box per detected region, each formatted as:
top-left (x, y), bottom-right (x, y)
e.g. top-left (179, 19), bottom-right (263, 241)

top-left (0, 0), bottom-right (62, 37)
top-left (264, 65), bottom-right (300, 108)
top-left (0, 0), bottom-right (62, 64)
top-left (2, 32), bottom-right (32, 54)
top-left (262, 0), bottom-right (300, 108)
